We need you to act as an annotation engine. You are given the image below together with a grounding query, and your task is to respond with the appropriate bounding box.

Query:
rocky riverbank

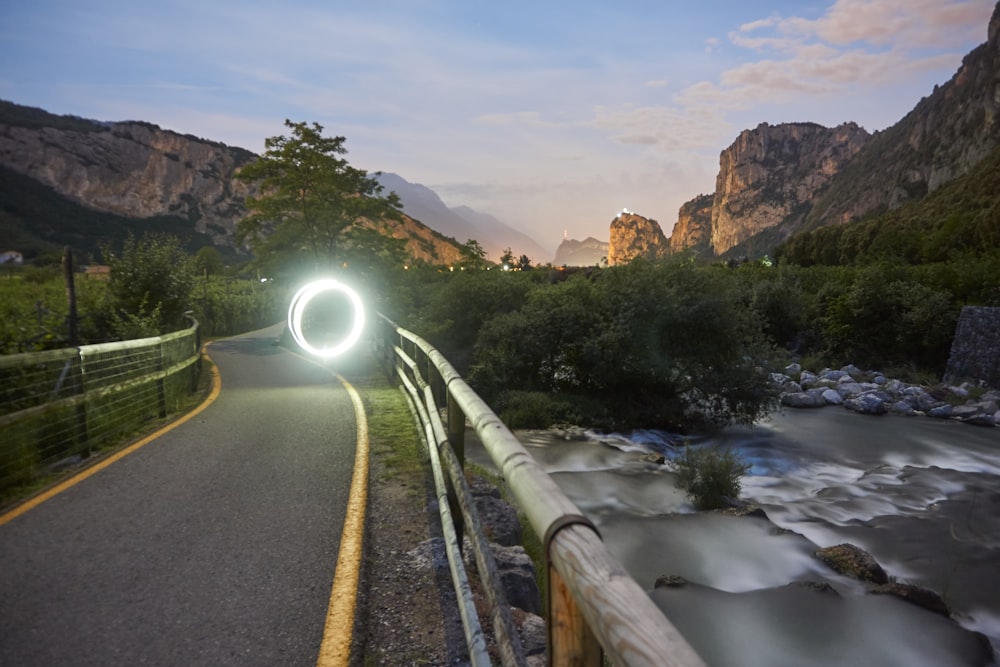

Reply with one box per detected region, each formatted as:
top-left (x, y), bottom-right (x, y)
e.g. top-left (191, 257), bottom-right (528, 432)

top-left (772, 363), bottom-right (1000, 426)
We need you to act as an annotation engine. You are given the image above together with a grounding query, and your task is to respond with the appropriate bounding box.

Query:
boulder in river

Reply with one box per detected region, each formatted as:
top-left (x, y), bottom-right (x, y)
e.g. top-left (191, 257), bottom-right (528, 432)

top-left (814, 543), bottom-right (889, 584)
top-left (844, 393), bottom-right (887, 415)
top-left (871, 582), bottom-right (950, 617)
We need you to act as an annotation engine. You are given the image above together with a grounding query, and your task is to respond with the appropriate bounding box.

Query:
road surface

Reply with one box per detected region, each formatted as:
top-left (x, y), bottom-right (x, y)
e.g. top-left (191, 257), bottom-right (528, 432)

top-left (0, 324), bottom-right (365, 666)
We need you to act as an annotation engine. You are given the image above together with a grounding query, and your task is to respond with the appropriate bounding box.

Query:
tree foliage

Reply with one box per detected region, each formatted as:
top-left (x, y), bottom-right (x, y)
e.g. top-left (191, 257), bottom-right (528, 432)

top-left (236, 120), bottom-right (403, 278)
top-left (105, 234), bottom-right (195, 339)
top-left (461, 259), bottom-right (780, 430)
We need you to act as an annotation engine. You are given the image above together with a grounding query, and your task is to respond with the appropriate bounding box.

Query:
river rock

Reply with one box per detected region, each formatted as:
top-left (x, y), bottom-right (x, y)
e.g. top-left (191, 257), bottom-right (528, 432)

top-left (836, 382), bottom-right (865, 398)
top-left (814, 543), bottom-right (889, 584)
top-left (471, 476), bottom-right (522, 546)
top-left (844, 393), bottom-right (887, 415)
top-left (888, 400), bottom-right (916, 416)
top-left (781, 391), bottom-right (824, 408)
top-left (950, 404), bottom-right (997, 426)
top-left (948, 384), bottom-right (971, 399)
top-left (799, 370), bottom-right (818, 387)
top-left (840, 364), bottom-right (863, 376)
top-left (873, 375), bottom-right (887, 385)
top-left (467, 541), bottom-right (541, 615)
top-left (870, 583), bottom-right (951, 617)
top-left (784, 362), bottom-right (802, 376)
top-left (822, 389), bottom-right (844, 405)
top-left (654, 574), bottom-right (689, 588)
top-left (928, 404), bottom-right (954, 419)
top-left (516, 611), bottom-right (547, 665)
top-left (782, 380), bottom-right (803, 393)
top-left (821, 369), bottom-right (850, 382)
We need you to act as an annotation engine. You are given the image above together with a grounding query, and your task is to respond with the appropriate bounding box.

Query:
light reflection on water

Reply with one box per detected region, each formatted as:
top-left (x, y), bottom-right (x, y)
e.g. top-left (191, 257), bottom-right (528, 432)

top-left (468, 409), bottom-right (1000, 666)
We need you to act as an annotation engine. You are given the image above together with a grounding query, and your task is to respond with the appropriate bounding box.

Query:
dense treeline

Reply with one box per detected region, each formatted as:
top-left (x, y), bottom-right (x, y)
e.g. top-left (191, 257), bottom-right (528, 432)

top-left (389, 246), bottom-right (997, 430)
top-left (776, 145), bottom-right (1000, 266)
top-left (1, 236), bottom-right (284, 354)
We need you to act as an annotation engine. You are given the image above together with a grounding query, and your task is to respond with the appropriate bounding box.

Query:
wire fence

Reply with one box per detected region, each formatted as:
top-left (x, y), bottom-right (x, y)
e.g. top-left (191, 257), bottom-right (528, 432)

top-left (0, 323), bottom-right (202, 496)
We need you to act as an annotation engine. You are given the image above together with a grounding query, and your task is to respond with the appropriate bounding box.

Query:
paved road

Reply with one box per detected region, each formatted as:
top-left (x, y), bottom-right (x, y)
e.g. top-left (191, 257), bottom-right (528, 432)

top-left (0, 324), bottom-right (362, 666)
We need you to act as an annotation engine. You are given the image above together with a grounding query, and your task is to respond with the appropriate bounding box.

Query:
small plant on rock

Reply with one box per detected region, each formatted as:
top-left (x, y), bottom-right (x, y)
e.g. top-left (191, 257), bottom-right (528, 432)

top-left (670, 445), bottom-right (751, 510)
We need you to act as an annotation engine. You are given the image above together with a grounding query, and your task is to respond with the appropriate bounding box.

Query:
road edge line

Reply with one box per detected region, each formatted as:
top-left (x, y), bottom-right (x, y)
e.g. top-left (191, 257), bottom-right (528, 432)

top-left (0, 347), bottom-right (223, 527)
top-left (316, 372), bottom-right (369, 667)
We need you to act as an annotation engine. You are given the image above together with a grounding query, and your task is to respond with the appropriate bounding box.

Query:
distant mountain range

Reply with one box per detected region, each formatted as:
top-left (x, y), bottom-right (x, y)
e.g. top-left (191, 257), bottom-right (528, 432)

top-left (374, 172), bottom-right (548, 263)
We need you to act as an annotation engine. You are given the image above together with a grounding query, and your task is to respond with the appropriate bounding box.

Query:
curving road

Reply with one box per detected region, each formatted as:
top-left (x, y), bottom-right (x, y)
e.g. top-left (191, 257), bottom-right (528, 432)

top-left (0, 324), bottom-right (365, 666)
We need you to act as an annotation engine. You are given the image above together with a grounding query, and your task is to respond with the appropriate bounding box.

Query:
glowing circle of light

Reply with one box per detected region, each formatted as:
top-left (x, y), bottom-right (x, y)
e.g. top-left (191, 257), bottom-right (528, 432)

top-left (287, 279), bottom-right (365, 358)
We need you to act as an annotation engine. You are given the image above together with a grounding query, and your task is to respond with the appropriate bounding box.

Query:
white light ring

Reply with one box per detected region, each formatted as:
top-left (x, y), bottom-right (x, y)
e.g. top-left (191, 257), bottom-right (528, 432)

top-left (287, 279), bottom-right (365, 358)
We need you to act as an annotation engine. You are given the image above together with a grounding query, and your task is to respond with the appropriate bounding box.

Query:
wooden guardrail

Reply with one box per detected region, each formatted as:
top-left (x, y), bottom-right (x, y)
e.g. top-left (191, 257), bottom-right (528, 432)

top-left (377, 314), bottom-right (706, 667)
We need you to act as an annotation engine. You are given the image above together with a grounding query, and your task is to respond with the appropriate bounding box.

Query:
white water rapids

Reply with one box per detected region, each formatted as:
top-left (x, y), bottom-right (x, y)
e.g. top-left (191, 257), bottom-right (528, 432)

top-left (467, 408), bottom-right (1000, 666)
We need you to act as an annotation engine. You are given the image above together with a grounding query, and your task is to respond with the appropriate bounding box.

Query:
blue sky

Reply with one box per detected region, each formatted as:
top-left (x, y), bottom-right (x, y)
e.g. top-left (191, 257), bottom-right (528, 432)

top-left (0, 0), bottom-right (994, 255)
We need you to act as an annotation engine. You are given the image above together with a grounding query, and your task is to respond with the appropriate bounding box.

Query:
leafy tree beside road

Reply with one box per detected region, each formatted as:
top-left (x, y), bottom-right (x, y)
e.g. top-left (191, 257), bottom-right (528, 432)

top-left (236, 120), bottom-right (404, 279)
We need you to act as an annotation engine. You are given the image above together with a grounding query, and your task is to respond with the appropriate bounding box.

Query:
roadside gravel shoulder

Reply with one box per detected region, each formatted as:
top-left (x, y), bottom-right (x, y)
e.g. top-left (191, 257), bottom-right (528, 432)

top-left (350, 381), bottom-right (468, 666)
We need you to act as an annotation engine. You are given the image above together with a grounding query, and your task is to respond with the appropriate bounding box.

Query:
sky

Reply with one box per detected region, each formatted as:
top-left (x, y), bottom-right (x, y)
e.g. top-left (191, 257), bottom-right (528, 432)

top-left (0, 0), bottom-right (994, 256)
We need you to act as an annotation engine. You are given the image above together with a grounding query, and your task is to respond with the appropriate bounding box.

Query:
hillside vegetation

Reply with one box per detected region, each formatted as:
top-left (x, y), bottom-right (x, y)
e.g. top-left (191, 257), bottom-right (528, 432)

top-left (776, 144), bottom-right (1000, 267)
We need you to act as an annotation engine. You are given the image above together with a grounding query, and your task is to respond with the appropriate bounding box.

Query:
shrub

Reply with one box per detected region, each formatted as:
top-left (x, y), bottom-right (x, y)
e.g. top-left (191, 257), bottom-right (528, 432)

top-left (495, 390), bottom-right (586, 429)
top-left (669, 445), bottom-right (750, 510)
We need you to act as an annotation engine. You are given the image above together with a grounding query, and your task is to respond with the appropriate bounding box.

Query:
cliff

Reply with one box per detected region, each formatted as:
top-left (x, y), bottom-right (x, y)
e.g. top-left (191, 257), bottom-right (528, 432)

top-left (805, 2), bottom-right (1000, 229)
top-left (668, 193), bottom-right (713, 256)
top-left (709, 121), bottom-right (870, 255)
top-left (553, 236), bottom-right (608, 266)
top-left (607, 212), bottom-right (668, 266)
top-left (662, 3), bottom-right (999, 260)
top-left (0, 106), bottom-right (255, 246)
top-left (0, 101), bottom-right (467, 264)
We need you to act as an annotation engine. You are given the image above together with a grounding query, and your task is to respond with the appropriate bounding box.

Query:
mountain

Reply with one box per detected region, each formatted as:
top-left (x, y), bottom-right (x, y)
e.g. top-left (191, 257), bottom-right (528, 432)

top-left (375, 173), bottom-right (549, 263)
top-left (553, 236), bottom-right (608, 266)
top-left (709, 121), bottom-right (870, 255)
top-left (665, 1), bottom-right (1000, 261)
top-left (607, 211), bottom-right (668, 266)
top-left (0, 100), bottom-right (464, 265)
top-left (668, 193), bottom-right (713, 257)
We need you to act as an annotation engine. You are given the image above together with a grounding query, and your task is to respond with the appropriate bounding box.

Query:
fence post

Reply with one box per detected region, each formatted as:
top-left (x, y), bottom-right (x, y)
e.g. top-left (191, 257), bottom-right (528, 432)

top-left (447, 387), bottom-right (466, 552)
top-left (548, 565), bottom-right (602, 666)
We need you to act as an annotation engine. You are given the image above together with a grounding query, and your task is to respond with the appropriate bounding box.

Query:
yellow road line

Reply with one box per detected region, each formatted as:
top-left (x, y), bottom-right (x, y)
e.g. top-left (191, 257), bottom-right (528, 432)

top-left (316, 372), bottom-right (369, 667)
top-left (0, 351), bottom-right (222, 527)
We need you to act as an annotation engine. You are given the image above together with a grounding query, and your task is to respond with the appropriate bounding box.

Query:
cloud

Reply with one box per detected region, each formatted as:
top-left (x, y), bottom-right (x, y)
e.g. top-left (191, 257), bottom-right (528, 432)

top-left (732, 0), bottom-right (993, 49)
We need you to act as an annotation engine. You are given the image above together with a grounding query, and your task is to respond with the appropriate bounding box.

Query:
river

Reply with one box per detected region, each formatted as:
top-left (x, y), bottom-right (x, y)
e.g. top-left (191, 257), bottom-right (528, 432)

top-left (468, 408), bottom-right (1000, 666)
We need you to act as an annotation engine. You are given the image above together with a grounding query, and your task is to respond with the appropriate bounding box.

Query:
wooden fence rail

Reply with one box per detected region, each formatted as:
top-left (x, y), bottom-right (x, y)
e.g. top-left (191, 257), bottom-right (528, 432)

top-left (377, 314), bottom-right (706, 667)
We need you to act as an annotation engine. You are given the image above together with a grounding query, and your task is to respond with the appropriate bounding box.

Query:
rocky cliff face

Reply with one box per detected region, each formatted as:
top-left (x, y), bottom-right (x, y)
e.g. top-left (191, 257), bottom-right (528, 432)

top-left (710, 122), bottom-right (870, 255)
top-left (607, 212), bottom-right (668, 266)
top-left (805, 2), bottom-right (1000, 228)
top-left (0, 115), bottom-right (256, 245)
top-left (668, 193), bottom-right (713, 256)
top-left (0, 101), bottom-right (467, 263)
top-left (553, 236), bottom-right (608, 266)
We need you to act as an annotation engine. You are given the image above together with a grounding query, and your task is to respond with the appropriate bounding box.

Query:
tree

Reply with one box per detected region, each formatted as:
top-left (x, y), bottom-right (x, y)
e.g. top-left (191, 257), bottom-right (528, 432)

top-left (515, 254), bottom-right (533, 271)
top-left (235, 120), bottom-right (403, 277)
top-left (460, 239), bottom-right (487, 269)
top-left (105, 234), bottom-right (195, 339)
top-left (499, 247), bottom-right (514, 269)
top-left (194, 246), bottom-right (224, 276)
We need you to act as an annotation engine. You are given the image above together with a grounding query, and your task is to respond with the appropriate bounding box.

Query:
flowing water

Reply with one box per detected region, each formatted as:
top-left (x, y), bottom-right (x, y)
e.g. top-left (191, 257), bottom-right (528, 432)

top-left (467, 409), bottom-right (1000, 666)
